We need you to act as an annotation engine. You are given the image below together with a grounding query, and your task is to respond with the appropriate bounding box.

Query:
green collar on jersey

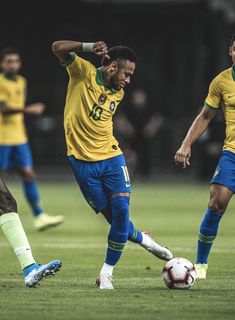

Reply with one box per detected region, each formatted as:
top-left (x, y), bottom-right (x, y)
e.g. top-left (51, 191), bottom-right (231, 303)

top-left (96, 67), bottom-right (118, 93)
top-left (232, 65), bottom-right (235, 81)
top-left (1, 73), bottom-right (18, 81)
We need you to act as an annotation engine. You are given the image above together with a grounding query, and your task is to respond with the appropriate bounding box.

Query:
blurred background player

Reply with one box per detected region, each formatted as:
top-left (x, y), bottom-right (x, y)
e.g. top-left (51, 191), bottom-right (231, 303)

top-left (0, 47), bottom-right (64, 231)
top-left (114, 88), bottom-right (164, 178)
top-left (52, 39), bottom-right (173, 289)
top-left (0, 174), bottom-right (62, 287)
top-left (174, 33), bottom-right (235, 279)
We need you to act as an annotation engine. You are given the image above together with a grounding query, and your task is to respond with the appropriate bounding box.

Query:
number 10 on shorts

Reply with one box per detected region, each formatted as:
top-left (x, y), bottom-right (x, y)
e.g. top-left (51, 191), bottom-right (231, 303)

top-left (121, 166), bottom-right (131, 187)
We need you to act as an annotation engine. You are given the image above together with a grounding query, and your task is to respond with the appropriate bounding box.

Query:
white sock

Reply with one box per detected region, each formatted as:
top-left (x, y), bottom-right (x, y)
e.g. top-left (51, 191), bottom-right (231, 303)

top-left (100, 262), bottom-right (114, 276)
top-left (0, 212), bottom-right (35, 270)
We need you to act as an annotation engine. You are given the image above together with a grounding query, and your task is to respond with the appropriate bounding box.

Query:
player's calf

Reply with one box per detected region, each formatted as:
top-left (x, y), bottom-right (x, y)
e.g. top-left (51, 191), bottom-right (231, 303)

top-left (0, 190), bottom-right (17, 214)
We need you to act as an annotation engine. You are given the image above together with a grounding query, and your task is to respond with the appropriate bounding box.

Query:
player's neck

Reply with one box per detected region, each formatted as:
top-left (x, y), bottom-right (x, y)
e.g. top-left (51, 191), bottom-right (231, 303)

top-left (3, 73), bottom-right (18, 81)
top-left (100, 67), bottom-right (111, 88)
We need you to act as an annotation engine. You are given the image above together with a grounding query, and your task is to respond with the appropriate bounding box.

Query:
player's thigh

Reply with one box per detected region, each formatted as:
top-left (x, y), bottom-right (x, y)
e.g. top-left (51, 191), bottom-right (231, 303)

top-left (102, 154), bottom-right (131, 196)
top-left (68, 156), bottom-right (108, 213)
top-left (15, 143), bottom-right (33, 168)
top-left (0, 145), bottom-right (14, 170)
top-left (209, 151), bottom-right (235, 211)
top-left (210, 150), bottom-right (235, 190)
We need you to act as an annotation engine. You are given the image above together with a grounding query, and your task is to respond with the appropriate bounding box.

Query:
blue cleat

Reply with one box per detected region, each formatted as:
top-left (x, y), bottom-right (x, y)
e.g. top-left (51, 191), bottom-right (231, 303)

top-left (23, 260), bottom-right (62, 288)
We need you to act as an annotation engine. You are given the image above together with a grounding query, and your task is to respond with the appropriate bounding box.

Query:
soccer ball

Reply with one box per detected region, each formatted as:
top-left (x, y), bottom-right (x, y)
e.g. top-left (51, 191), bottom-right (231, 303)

top-left (162, 257), bottom-right (196, 289)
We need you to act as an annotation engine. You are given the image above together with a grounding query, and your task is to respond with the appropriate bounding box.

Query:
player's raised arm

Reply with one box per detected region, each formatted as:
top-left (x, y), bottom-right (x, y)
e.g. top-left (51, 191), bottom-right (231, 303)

top-left (174, 104), bottom-right (217, 168)
top-left (52, 40), bottom-right (109, 63)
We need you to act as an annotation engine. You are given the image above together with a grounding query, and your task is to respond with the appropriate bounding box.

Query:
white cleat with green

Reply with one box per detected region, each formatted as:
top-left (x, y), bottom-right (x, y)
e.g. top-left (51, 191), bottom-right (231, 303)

top-left (34, 213), bottom-right (64, 231)
top-left (195, 263), bottom-right (208, 279)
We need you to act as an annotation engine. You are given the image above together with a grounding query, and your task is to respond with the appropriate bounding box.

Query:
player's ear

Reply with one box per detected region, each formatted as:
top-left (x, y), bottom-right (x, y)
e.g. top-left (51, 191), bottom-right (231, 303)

top-left (109, 61), bottom-right (118, 73)
top-left (229, 46), bottom-right (232, 56)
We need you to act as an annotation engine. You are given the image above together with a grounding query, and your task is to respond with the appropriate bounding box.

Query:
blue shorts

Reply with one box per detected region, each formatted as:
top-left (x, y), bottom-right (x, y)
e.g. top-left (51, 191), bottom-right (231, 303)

top-left (0, 143), bottom-right (33, 170)
top-left (69, 154), bottom-right (131, 213)
top-left (210, 150), bottom-right (235, 192)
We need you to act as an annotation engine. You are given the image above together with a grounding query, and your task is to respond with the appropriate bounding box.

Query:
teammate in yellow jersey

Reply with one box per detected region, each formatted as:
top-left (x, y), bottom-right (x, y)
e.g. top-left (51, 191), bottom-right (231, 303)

top-left (175, 33), bottom-right (235, 279)
top-left (0, 47), bottom-right (64, 231)
top-left (52, 39), bottom-right (173, 289)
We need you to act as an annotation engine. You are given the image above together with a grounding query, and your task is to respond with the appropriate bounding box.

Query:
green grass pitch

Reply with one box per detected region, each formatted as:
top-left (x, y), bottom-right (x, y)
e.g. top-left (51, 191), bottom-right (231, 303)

top-left (0, 181), bottom-right (234, 320)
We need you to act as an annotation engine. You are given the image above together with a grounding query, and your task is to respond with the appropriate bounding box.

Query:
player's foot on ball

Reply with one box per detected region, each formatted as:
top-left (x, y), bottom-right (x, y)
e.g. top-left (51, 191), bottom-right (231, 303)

top-left (140, 231), bottom-right (173, 261)
top-left (194, 263), bottom-right (208, 279)
top-left (24, 260), bottom-right (62, 288)
top-left (34, 213), bottom-right (64, 231)
top-left (95, 273), bottom-right (114, 289)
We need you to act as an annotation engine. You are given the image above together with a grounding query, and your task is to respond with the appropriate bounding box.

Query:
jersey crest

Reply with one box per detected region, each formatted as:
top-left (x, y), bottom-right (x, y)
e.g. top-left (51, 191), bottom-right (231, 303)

top-left (110, 101), bottom-right (115, 112)
top-left (98, 94), bottom-right (107, 105)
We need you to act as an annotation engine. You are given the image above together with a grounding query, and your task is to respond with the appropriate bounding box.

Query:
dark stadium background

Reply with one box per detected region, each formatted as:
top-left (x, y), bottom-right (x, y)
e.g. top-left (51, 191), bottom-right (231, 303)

top-left (1, 3), bottom-right (235, 318)
top-left (1, 0), bottom-right (234, 181)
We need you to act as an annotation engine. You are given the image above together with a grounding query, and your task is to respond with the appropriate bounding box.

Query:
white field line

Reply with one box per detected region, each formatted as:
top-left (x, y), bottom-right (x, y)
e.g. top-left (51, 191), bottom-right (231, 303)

top-left (0, 242), bottom-right (235, 253)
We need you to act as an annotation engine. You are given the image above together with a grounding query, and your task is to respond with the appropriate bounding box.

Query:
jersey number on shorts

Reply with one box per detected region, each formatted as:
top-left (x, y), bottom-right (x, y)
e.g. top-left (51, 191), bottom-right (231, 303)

top-left (121, 165), bottom-right (131, 187)
top-left (89, 104), bottom-right (103, 120)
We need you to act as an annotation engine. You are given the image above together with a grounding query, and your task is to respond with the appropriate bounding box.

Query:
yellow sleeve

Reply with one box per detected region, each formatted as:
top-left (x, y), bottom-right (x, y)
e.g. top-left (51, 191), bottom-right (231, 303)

top-left (23, 77), bottom-right (27, 99)
top-left (205, 75), bottom-right (222, 109)
top-left (0, 83), bottom-right (8, 103)
top-left (62, 52), bottom-right (93, 79)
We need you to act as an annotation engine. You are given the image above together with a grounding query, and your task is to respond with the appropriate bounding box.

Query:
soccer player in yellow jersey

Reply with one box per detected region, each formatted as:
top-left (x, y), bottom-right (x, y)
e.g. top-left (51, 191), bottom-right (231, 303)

top-left (175, 33), bottom-right (235, 279)
top-left (52, 40), bottom-right (173, 289)
top-left (0, 47), bottom-right (64, 231)
top-left (0, 174), bottom-right (62, 287)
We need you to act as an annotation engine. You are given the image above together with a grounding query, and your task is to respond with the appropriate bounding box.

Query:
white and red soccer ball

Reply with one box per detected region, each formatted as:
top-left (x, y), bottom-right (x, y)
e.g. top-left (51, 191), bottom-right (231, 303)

top-left (162, 257), bottom-right (196, 289)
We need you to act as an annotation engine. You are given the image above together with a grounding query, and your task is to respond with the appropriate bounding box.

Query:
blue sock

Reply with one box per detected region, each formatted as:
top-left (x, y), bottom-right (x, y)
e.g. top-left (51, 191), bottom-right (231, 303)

top-left (23, 181), bottom-right (43, 217)
top-left (196, 208), bottom-right (223, 264)
top-left (128, 221), bottom-right (143, 244)
top-left (105, 196), bottom-right (129, 266)
top-left (102, 209), bottom-right (143, 244)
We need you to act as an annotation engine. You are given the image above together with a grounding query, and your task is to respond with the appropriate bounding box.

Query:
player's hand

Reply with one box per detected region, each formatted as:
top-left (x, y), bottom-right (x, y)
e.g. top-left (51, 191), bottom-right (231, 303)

top-left (174, 143), bottom-right (191, 168)
top-left (25, 103), bottom-right (46, 116)
top-left (93, 41), bottom-right (110, 59)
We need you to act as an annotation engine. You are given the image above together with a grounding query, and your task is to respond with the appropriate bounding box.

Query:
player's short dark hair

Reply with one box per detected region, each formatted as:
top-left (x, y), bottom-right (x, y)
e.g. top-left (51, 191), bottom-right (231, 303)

top-left (229, 34), bottom-right (235, 46)
top-left (0, 47), bottom-right (21, 62)
top-left (102, 45), bottom-right (137, 66)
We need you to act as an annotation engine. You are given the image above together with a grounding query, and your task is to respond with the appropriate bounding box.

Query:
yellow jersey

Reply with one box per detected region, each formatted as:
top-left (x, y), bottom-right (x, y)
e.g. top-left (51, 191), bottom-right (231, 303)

top-left (205, 65), bottom-right (235, 153)
top-left (0, 73), bottom-right (27, 145)
top-left (63, 53), bottom-right (124, 161)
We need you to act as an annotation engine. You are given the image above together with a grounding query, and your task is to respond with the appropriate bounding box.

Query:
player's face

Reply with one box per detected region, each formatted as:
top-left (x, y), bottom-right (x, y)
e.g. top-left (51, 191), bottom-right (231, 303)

top-left (229, 41), bottom-right (235, 64)
top-left (110, 60), bottom-right (135, 90)
top-left (1, 53), bottom-right (22, 76)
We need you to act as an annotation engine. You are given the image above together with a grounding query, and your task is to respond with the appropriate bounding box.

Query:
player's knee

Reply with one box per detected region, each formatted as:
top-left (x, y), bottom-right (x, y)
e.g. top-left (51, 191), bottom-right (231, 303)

top-left (19, 168), bottom-right (36, 181)
top-left (111, 195), bottom-right (129, 213)
top-left (111, 196), bottom-right (129, 228)
top-left (208, 199), bottom-right (226, 213)
top-left (0, 190), bottom-right (17, 215)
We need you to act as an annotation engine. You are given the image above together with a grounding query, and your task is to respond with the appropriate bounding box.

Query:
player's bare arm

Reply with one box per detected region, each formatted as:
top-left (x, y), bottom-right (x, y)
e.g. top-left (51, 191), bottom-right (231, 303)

top-left (52, 40), bottom-right (109, 63)
top-left (25, 103), bottom-right (45, 115)
top-left (174, 104), bottom-right (217, 168)
top-left (0, 102), bottom-right (45, 115)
